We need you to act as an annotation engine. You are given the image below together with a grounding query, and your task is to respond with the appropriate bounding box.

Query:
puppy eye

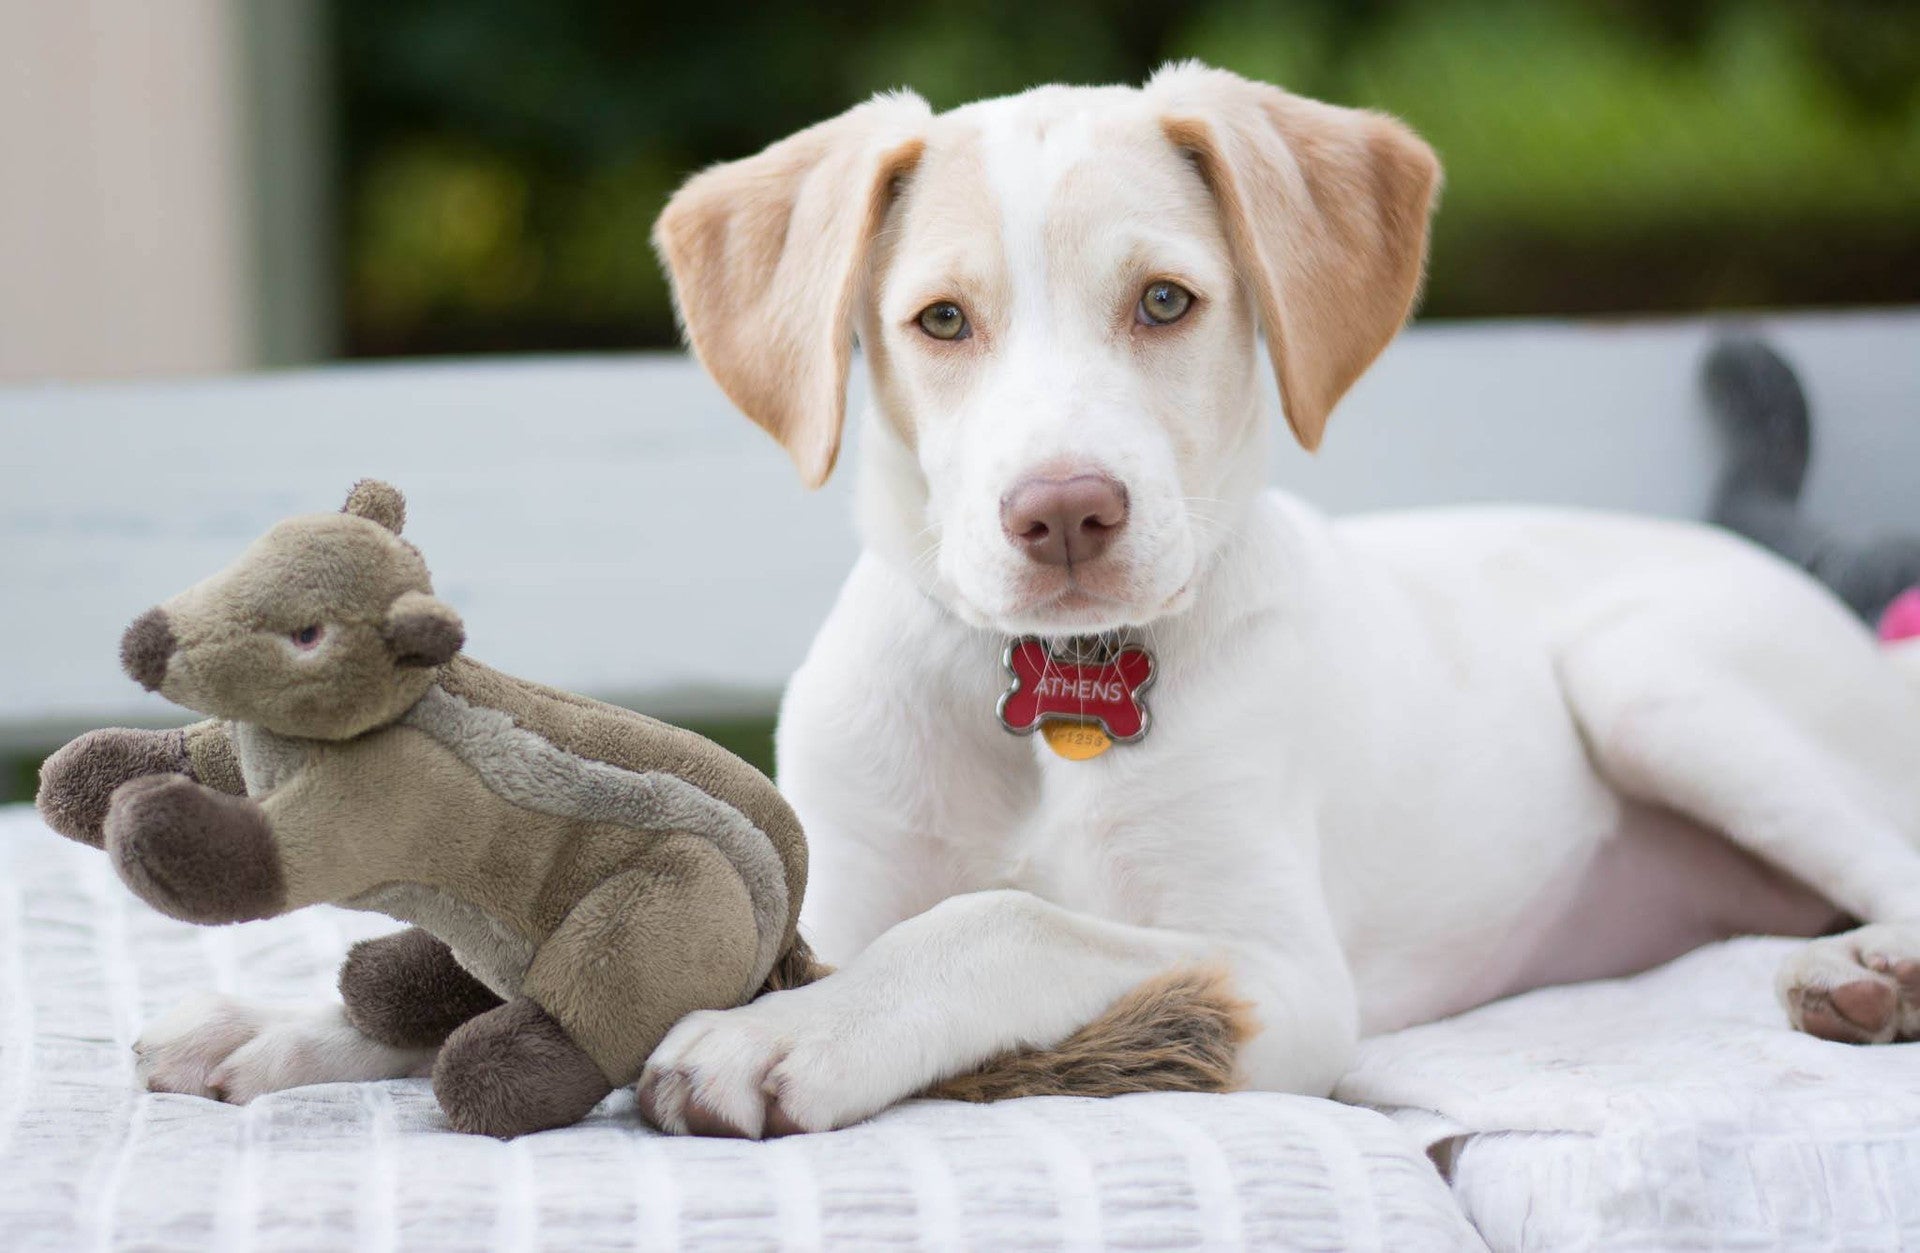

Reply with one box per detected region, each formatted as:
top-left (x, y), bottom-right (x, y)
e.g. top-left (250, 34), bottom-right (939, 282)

top-left (291, 624), bottom-right (324, 649)
top-left (1138, 281), bottom-right (1194, 326)
top-left (916, 301), bottom-right (971, 341)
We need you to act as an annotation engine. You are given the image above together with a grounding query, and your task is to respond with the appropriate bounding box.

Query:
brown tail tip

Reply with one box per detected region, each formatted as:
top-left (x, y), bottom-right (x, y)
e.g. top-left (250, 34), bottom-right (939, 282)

top-left (924, 964), bottom-right (1256, 1104)
top-left (758, 934), bottom-right (834, 995)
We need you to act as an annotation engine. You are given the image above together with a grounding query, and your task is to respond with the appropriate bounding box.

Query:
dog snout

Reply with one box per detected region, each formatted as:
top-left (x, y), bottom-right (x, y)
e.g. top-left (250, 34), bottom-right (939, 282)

top-left (120, 608), bottom-right (177, 692)
top-left (1000, 474), bottom-right (1130, 567)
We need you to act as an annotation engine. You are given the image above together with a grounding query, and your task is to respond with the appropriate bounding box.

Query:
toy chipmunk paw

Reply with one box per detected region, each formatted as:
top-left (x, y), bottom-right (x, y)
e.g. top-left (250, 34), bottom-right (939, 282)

top-left (104, 774), bottom-right (286, 925)
top-left (432, 997), bottom-right (612, 1138)
top-left (340, 928), bottom-right (504, 1048)
top-left (35, 727), bottom-right (193, 848)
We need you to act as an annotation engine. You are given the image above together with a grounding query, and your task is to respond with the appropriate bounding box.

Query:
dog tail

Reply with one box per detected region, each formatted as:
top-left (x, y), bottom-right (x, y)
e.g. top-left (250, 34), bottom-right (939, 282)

top-left (752, 944), bottom-right (1251, 1101)
top-left (758, 934), bottom-right (833, 993)
top-left (920, 965), bottom-right (1255, 1103)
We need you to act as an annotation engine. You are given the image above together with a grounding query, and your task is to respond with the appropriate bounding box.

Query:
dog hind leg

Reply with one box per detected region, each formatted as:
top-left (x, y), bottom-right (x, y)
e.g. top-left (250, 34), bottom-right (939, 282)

top-left (1560, 630), bottom-right (1920, 1044)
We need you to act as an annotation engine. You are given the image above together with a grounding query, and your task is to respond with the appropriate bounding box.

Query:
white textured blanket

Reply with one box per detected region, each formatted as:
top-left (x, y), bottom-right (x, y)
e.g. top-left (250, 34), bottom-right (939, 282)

top-left (14, 792), bottom-right (1915, 1252)
top-left (1343, 937), bottom-right (1920, 1250)
top-left (0, 806), bottom-right (1478, 1252)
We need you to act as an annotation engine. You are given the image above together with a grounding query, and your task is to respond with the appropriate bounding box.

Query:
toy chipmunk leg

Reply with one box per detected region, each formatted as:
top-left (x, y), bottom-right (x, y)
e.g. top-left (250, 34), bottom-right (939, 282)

top-left (36, 719), bottom-right (239, 848)
top-left (430, 997), bottom-right (608, 1137)
top-left (339, 927), bottom-right (504, 1048)
top-left (102, 774), bottom-right (286, 925)
top-left (431, 834), bottom-right (759, 1138)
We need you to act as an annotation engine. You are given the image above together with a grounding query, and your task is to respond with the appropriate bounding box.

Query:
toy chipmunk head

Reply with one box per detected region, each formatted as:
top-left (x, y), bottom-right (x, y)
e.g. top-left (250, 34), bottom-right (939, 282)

top-left (120, 480), bottom-right (466, 740)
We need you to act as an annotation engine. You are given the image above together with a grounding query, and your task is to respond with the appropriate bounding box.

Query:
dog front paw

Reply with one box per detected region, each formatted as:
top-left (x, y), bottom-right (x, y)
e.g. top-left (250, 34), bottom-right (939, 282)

top-left (637, 983), bottom-right (911, 1138)
top-left (136, 992), bottom-right (270, 1099)
top-left (137, 995), bottom-right (436, 1103)
top-left (36, 727), bottom-right (192, 848)
top-left (104, 774), bottom-right (285, 924)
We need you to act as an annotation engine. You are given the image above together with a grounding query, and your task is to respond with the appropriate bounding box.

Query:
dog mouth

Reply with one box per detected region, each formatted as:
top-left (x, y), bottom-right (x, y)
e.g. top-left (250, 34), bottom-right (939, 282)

top-left (1014, 568), bottom-right (1129, 609)
top-left (1045, 585), bottom-right (1120, 613)
top-left (1026, 587), bottom-right (1126, 628)
top-left (995, 571), bottom-right (1193, 635)
top-left (939, 524), bottom-right (1205, 636)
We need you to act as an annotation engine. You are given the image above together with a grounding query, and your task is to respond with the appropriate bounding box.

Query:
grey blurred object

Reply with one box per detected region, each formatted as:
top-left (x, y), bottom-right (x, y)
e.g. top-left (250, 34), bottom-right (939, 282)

top-left (1704, 334), bottom-right (1920, 623)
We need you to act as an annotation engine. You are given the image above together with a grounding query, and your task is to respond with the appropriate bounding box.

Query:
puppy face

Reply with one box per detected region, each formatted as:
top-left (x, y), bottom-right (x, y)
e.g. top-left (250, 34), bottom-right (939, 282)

top-left (859, 91), bottom-right (1267, 633)
top-left (656, 65), bottom-right (1439, 637)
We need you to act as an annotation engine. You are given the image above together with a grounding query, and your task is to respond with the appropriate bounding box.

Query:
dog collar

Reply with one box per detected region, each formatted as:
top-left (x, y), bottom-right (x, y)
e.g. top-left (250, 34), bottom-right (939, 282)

top-left (997, 635), bottom-right (1155, 761)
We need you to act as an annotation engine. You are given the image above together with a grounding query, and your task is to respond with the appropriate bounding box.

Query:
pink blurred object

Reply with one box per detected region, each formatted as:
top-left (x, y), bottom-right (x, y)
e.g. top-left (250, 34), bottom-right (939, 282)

top-left (1879, 588), bottom-right (1920, 644)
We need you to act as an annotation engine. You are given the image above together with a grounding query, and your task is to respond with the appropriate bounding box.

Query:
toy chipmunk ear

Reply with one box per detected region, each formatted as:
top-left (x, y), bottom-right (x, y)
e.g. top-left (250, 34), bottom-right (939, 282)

top-left (383, 591), bottom-right (464, 668)
top-left (344, 480), bottom-right (407, 534)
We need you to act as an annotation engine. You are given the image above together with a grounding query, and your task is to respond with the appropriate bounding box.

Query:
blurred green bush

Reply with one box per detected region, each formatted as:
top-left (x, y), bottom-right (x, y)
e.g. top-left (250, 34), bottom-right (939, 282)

top-left (337, 0), bottom-right (1920, 356)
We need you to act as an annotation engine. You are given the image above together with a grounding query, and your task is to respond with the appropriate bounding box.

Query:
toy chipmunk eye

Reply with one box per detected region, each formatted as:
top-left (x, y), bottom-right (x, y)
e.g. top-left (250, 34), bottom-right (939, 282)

top-left (291, 624), bottom-right (324, 649)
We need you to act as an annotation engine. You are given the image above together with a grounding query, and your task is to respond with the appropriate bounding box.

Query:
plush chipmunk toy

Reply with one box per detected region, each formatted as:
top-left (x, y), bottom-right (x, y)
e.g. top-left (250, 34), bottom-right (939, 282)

top-left (35, 481), bottom-right (812, 1138)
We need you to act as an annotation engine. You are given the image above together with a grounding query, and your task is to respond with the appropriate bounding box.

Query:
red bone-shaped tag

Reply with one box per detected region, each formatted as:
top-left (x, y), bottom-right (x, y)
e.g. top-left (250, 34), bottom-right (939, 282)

top-left (997, 638), bottom-right (1155, 743)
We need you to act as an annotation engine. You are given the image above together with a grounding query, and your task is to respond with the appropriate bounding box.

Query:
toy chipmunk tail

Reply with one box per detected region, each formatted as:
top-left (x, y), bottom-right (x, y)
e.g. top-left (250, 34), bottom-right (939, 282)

top-left (920, 965), bottom-right (1255, 1104)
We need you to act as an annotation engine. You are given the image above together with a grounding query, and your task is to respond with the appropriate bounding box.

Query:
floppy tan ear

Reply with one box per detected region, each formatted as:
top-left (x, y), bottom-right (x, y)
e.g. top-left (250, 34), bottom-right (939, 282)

top-left (1151, 63), bottom-right (1440, 451)
top-left (654, 93), bottom-right (932, 488)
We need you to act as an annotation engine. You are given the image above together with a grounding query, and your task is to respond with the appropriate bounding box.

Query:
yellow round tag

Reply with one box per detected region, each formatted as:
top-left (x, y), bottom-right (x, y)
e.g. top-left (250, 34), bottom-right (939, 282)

top-left (1041, 721), bottom-right (1113, 761)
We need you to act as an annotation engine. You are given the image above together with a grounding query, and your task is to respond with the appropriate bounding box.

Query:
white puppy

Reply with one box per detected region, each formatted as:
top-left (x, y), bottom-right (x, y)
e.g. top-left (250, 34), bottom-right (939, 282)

top-left (139, 65), bottom-right (1920, 1138)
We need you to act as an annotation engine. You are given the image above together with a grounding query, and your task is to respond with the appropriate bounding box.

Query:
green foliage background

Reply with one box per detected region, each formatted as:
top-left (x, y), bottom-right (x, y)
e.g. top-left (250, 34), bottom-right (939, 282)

top-left (8, 3), bottom-right (1913, 801)
top-left (335, 0), bottom-right (1920, 357)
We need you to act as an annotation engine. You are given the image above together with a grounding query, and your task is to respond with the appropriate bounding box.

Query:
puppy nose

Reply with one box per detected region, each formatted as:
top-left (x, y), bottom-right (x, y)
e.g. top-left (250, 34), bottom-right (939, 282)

top-left (1000, 474), bottom-right (1129, 567)
top-left (120, 608), bottom-right (176, 692)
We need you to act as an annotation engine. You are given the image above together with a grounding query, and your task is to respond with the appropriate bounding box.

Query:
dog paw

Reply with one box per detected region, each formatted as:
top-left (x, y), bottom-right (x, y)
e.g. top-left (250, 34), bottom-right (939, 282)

top-left (637, 1004), bottom-right (789, 1138)
top-left (1779, 923), bottom-right (1920, 1044)
top-left (137, 998), bottom-right (434, 1103)
top-left (205, 1024), bottom-right (335, 1104)
top-left (637, 983), bottom-right (909, 1138)
top-left (211, 1005), bottom-right (436, 1102)
top-left (135, 993), bottom-right (269, 1099)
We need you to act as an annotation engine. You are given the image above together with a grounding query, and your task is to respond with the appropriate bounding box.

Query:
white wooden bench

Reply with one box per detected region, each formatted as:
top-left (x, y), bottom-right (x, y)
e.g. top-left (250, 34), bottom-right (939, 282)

top-left (3, 308), bottom-right (1916, 757)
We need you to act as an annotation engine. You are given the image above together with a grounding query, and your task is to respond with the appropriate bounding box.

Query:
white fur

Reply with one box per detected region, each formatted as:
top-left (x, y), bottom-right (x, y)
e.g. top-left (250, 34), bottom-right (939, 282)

top-left (638, 82), bottom-right (1920, 1136)
top-left (137, 78), bottom-right (1920, 1134)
